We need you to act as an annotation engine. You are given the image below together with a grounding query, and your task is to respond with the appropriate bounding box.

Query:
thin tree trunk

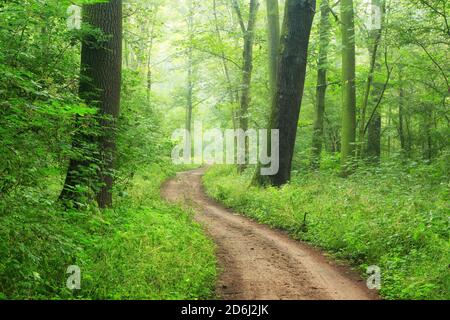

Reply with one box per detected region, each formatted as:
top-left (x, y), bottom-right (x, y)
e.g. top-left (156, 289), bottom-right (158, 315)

top-left (60, 0), bottom-right (122, 208)
top-left (214, 0), bottom-right (236, 103)
top-left (146, 10), bottom-right (158, 103)
top-left (253, 0), bottom-right (280, 181)
top-left (365, 0), bottom-right (386, 162)
top-left (340, 0), bottom-right (357, 176)
top-left (146, 43), bottom-right (153, 101)
top-left (398, 66), bottom-right (406, 155)
top-left (366, 109), bottom-right (381, 160)
top-left (423, 108), bottom-right (433, 161)
top-left (387, 102), bottom-right (392, 157)
top-left (358, 4), bottom-right (382, 157)
top-left (324, 111), bottom-right (340, 153)
top-left (405, 108), bottom-right (412, 155)
top-left (186, 46), bottom-right (193, 135)
top-left (186, 2), bottom-right (194, 134)
top-left (184, 1), bottom-right (195, 160)
top-left (255, 0), bottom-right (316, 186)
top-left (123, 38), bottom-right (129, 68)
top-left (233, 0), bottom-right (260, 172)
top-left (213, 0), bottom-right (239, 127)
top-left (234, 0), bottom-right (259, 132)
top-left (310, 0), bottom-right (330, 170)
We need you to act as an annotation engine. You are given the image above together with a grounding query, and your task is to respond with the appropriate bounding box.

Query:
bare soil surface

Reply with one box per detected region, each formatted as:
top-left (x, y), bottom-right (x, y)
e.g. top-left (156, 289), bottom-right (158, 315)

top-left (161, 168), bottom-right (379, 300)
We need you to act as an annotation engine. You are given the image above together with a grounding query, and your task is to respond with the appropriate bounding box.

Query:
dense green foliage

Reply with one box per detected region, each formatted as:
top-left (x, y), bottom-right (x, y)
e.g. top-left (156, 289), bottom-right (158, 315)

top-left (0, 0), bottom-right (81, 198)
top-left (204, 161), bottom-right (449, 300)
top-left (192, 0), bottom-right (448, 300)
top-left (0, 0), bottom-right (448, 301)
top-left (0, 0), bottom-right (216, 300)
top-left (0, 163), bottom-right (216, 300)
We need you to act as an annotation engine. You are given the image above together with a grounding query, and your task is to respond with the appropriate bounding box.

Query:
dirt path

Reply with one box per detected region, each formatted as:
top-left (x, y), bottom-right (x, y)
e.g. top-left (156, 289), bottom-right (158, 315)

top-left (161, 168), bottom-right (378, 300)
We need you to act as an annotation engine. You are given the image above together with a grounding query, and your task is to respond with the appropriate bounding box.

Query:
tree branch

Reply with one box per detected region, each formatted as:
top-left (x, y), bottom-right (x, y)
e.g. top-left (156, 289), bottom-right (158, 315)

top-left (232, 0), bottom-right (247, 34)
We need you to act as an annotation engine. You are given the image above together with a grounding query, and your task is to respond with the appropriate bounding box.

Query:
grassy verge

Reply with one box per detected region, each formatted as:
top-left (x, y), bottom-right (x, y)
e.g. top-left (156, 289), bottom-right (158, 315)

top-left (203, 163), bottom-right (449, 300)
top-left (0, 164), bottom-right (217, 300)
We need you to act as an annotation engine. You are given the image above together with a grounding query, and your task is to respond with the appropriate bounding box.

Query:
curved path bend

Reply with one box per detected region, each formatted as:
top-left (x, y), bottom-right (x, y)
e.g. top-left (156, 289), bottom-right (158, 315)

top-left (161, 168), bottom-right (378, 300)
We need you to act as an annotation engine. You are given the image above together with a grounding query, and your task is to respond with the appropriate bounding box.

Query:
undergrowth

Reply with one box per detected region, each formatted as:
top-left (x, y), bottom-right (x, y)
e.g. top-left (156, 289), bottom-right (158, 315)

top-left (0, 164), bottom-right (217, 300)
top-left (203, 159), bottom-right (449, 300)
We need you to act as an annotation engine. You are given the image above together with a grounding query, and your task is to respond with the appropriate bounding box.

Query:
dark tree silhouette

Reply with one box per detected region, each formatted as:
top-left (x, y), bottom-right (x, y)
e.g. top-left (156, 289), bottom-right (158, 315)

top-left (60, 0), bottom-right (122, 208)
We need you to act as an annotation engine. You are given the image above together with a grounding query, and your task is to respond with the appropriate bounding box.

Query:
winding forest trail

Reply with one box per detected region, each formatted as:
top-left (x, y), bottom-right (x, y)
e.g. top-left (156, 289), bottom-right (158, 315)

top-left (161, 168), bottom-right (378, 300)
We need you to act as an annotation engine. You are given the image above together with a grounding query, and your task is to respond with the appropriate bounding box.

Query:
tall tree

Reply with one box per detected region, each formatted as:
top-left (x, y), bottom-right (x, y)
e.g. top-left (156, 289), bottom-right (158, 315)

top-left (252, 0), bottom-right (280, 184)
top-left (233, 0), bottom-right (260, 171)
top-left (365, 0), bottom-right (385, 162)
top-left (255, 0), bottom-right (316, 186)
top-left (60, 0), bottom-right (122, 208)
top-left (265, 0), bottom-right (280, 98)
top-left (186, 0), bottom-right (194, 136)
top-left (340, 0), bottom-right (356, 176)
top-left (310, 0), bottom-right (331, 170)
top-left (145, 5), bottom-right (160, 103)
top-left (213, 0), bottom-right (239, 105)
top-left (397, 65), bottom-right (409, 156)
top-left (213, 0), bottom-right (240, 130)
top-left (233, 0), bottom-right (260, 131)
top-left (358, 0), bottom-right (382, 158)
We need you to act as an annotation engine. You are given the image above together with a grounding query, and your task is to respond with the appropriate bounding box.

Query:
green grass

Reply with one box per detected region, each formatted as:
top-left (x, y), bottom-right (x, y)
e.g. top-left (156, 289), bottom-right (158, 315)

top-left (0, 164), bottom-right (217, 300)
top-left (203, 162), bottom-right (449, 300)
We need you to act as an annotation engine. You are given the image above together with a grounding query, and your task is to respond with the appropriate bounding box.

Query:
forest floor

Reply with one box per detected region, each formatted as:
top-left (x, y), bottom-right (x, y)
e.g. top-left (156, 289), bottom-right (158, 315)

top-left (161, 168), bottom-right (379, 300)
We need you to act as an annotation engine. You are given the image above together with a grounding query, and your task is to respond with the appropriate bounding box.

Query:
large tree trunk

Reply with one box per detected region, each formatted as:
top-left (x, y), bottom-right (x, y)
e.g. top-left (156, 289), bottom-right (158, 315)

top-left (310, 0), bottom-right (330, 170)
top-left (340, 0), bottom-right (357, 176)
top-left (256, 0), bottom-right (316, 186)
top-left (266, 0), bottom-right (280, 98)
top-left (60, 0), bottom-right (122, 208)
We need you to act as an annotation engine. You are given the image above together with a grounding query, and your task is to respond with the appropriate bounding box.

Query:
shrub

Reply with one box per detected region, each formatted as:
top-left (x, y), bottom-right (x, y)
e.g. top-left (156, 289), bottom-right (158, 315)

top-left (203, 163), bottom-right (449, 300)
